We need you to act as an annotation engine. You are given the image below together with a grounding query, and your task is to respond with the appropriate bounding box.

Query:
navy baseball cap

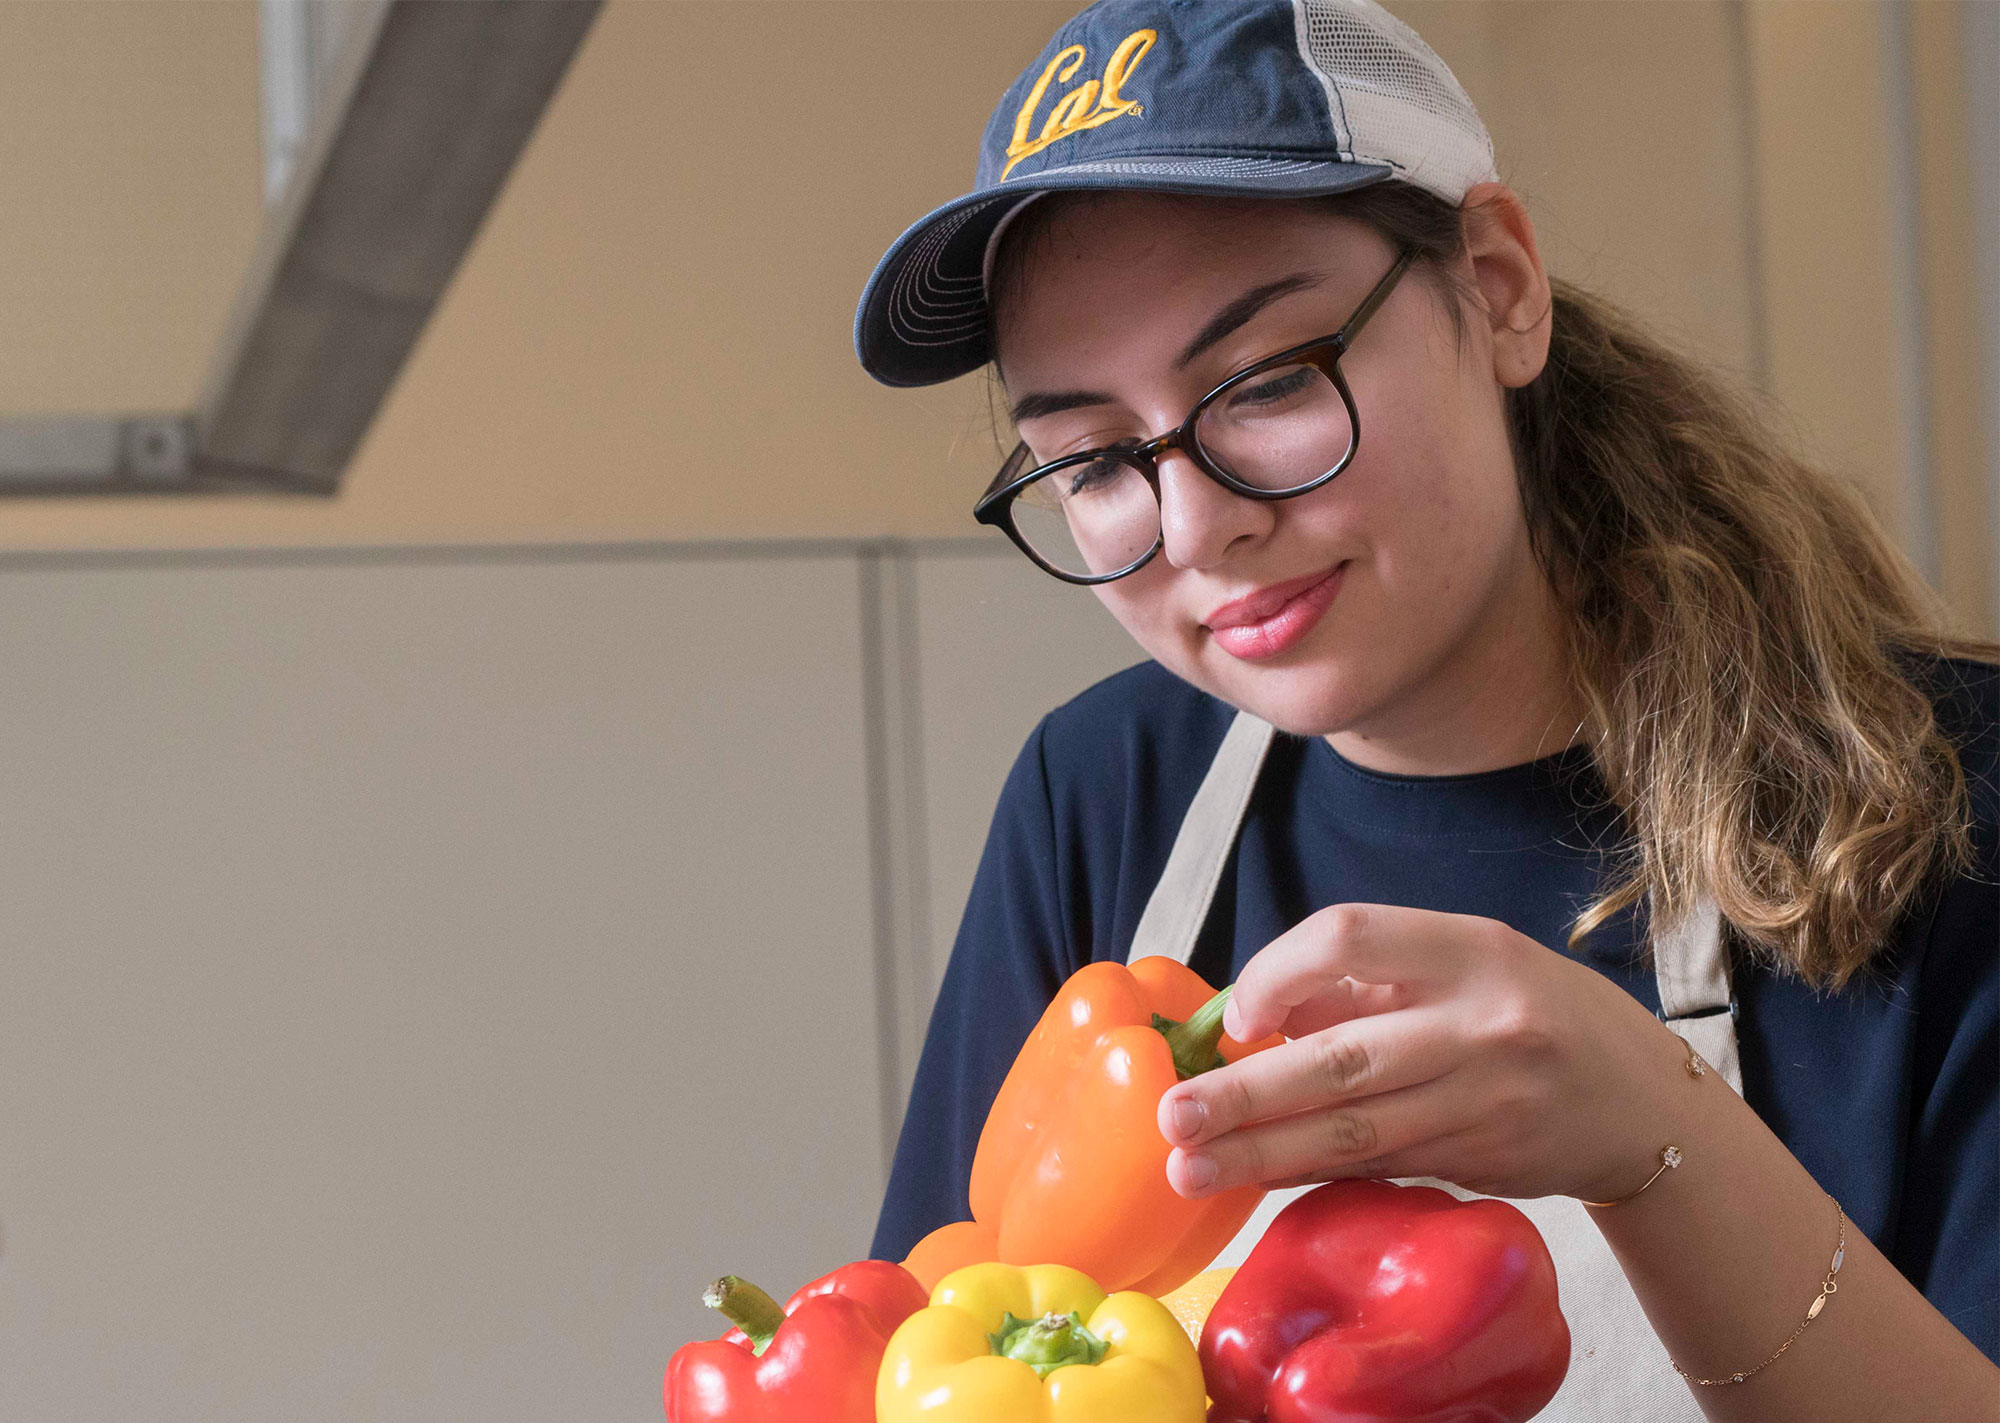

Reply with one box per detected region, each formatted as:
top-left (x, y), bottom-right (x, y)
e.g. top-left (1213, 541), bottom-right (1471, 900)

top-left (854, 0), bottom-right (1496, 388)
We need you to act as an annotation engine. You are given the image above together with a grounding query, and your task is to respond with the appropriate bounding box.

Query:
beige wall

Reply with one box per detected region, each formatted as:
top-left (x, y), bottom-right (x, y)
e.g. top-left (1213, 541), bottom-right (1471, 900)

top-left (1750, 0), bottom-right (1908, 546)
top-left (0, 1), bottom-right (1988, 637)
top-left (0, 0), bottom-right (1074, 548)
top-left (1400, 0), bottom-right (1763, 377)
top-left (0, 2), bottom-right (262, 411)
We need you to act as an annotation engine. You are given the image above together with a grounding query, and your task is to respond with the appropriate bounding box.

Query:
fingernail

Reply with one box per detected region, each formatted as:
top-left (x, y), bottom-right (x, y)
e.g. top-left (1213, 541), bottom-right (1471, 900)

top-left (1181, 1153), bottom-right (1218, 1194)
top-left (1169, 1095), bottom-right (1206, 1141)
top-left (1222, 999), bottom-right (1246, 1039)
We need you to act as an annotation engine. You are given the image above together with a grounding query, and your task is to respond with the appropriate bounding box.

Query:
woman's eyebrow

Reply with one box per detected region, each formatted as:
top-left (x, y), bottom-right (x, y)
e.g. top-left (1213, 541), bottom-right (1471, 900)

top-left (1173, 271), bottom-right (1328, 370)
top-left (1006, 271), bottom-right (1329, 424)
top-left (1009, 387), bottom-right (1118, 424)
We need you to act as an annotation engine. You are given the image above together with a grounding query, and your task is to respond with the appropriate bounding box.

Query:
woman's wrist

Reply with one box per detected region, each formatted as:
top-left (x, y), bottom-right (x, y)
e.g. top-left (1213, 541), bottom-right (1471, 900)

top-left (1560, 982), bottom-right (1717, 1207)
top-left (1582, 1063), bottom-right (1842, 1387)
top-left (1576, 1023), bottom-right (1704, 1199)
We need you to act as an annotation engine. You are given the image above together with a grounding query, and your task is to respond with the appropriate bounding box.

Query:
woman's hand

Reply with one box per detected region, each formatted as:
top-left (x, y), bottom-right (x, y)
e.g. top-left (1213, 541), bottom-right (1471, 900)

top-left (1156, 903), bottom-right (1696, 1203)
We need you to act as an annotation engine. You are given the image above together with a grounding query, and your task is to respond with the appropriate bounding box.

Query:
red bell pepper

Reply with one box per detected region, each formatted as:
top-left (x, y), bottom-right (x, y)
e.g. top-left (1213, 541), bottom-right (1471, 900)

top-left (663, 1259), bottom-right (928, 1422)
top-left (1202, 1180), bottom-right (1569, 1423)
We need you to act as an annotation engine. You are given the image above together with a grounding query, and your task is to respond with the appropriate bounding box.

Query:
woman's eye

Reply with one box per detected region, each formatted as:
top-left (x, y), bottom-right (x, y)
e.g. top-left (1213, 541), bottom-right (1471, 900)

top-left (1065, 457), bottom-right (1127, 496)
top-left (1225, 366), bottom-right (1317, 410)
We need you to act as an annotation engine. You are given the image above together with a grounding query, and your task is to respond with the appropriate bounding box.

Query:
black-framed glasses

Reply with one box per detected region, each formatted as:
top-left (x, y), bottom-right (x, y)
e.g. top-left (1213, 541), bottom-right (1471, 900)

top-left (974, 248), bottom-right (1416, 584)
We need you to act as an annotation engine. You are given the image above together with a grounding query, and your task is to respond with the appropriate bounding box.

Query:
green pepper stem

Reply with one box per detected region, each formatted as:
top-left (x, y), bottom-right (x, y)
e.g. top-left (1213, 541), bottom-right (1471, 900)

top-left (703, 1275), bottom-right (786, 1354)
top-left (1156, 986), bottom-right (1234, 1080)
top-left (989, 1310), bottom-right (1110, 1378)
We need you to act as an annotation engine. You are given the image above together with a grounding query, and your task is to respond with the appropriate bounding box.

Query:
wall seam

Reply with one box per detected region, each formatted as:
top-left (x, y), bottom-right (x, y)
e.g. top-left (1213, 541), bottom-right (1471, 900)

top-left (855, 548), bottom-right (905, 1191)
top-left (889, 547), bottom-right (935, 1111)
top-left (1879, 0), bottom-right (1944, 587)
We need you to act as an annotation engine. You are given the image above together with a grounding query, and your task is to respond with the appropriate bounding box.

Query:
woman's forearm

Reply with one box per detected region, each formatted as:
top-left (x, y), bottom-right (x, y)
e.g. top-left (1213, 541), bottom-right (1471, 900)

top-left (1590, 1031), bottom-right (1999, 1421)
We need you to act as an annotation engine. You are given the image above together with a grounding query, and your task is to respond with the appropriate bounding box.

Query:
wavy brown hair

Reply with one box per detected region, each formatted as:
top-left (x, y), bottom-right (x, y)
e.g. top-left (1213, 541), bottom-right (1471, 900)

top-left (995, 183), bottom-right (1997, 987)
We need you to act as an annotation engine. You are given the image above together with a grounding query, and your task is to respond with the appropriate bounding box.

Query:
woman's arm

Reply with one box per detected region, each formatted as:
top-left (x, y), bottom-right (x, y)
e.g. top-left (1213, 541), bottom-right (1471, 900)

top-left (1155, 903), bottom-right (2000, 1421)
top-left (1592, 1048), bottom-right (1997, 1420)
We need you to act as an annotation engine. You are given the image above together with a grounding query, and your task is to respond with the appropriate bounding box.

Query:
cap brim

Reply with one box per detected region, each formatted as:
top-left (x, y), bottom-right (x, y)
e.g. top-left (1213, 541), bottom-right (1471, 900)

top-left (854, 156), bottom-right (1394, 388)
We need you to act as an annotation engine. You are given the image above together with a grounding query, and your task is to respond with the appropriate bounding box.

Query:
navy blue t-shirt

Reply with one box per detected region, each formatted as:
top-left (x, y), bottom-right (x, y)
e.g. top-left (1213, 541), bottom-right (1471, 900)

top-left (872, 654), bottom-right (1999, 1362)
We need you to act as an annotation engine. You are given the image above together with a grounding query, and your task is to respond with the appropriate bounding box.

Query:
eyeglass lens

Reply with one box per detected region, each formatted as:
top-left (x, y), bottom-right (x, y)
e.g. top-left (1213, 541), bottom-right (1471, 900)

top-left (1008, 360), bottom-right (1355, 580)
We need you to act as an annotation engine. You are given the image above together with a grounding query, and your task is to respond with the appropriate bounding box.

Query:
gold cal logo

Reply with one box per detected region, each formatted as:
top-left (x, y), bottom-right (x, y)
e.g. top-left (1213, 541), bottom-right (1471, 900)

top-left (1002, 28), bottom-right (1157, 180)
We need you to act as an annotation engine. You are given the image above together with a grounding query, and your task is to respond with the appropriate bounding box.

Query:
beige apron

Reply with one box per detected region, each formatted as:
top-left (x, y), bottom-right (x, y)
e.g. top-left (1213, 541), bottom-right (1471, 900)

top-left (1128, 712), bottom-right (1737, 1420)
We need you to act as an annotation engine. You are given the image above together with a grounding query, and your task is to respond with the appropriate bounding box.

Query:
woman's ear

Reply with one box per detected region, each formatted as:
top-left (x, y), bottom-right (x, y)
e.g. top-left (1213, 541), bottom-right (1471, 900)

top-left (1459, 182), bottom-right (1552, 389)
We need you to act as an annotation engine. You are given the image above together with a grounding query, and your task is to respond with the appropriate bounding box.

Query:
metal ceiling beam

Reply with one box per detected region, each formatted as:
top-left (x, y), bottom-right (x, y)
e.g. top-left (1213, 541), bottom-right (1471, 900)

top-left (0, 0), bottom-right (602, 497)
top-left (196, 0), bottom-right (603, 494)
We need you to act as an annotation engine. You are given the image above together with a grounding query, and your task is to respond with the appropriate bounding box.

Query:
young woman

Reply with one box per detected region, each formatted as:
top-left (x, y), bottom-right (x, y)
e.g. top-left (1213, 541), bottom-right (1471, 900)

top-left (852, 1), bottom-right (1998, 1416)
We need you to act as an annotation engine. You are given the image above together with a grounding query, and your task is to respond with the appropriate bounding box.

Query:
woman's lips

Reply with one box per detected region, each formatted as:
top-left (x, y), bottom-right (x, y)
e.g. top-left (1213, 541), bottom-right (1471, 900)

top-left (1204, 563), bottom-right (1348, 661)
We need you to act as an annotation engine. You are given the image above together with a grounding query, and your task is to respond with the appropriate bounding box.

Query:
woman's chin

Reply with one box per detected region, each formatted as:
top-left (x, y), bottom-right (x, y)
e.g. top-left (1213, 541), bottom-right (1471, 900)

top-left (1195, 652), bottom-right (1375, 740)
top-left (1233, 685), bottom-right (1360, 739)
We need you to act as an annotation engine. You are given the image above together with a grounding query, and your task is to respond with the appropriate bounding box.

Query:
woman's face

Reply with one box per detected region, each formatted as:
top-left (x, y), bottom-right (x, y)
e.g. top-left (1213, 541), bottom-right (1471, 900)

top-left (991, 190), bottom-right (1558, 750)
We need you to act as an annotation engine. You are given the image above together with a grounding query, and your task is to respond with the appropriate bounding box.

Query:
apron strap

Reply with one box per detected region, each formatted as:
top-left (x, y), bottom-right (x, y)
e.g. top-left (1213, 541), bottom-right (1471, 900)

top-left (1653, 894), bottom-right (1743, 1093)
top-left (1127, 711), bottom-right (1277, 965)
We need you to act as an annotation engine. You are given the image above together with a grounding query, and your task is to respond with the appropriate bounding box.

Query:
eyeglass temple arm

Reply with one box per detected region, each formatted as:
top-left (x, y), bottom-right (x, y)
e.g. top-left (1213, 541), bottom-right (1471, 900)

top-left (1334, 247), bottom-right (1417, 353)
top-left (978, 443), bottom-right (1033, 506)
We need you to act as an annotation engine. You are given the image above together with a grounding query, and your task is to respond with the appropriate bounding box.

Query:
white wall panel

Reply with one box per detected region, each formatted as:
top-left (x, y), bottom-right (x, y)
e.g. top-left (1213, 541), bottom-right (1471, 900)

top-left (0, 550), bottom-right (881, 1421)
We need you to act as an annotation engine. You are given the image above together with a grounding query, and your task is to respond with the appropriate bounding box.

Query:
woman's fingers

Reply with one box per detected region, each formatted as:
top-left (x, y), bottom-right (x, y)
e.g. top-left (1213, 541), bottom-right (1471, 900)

top-left (1224, 902), bottom-right (1491, 1041)
top-left (1165, 1077), bottom-right (1460, 1197)
top-left (1268, 976), bottom-right (1407, 1039)
top-left (1159, 1005), bottom-right (1462, 1148)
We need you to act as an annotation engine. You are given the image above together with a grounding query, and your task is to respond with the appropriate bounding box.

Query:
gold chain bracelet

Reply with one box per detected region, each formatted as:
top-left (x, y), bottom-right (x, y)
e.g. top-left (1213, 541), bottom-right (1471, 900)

top-left (1673, 1193), bottom-right (1847, 1387)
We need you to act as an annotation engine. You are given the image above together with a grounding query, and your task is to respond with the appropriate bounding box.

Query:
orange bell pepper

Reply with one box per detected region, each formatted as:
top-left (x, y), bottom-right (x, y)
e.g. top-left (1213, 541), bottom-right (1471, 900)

top-left (905, 957), bottom-right (1280, 1298)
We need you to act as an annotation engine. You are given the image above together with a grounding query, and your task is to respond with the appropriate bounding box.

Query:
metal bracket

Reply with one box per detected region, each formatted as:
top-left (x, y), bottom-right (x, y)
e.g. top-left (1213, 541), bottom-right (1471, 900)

top-left (0, 415), bottom-right (195, 495)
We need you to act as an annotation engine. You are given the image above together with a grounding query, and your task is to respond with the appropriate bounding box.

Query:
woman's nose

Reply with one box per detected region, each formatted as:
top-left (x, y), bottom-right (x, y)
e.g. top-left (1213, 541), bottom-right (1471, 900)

top-left (1156, 446), bottom-right (1274, 570)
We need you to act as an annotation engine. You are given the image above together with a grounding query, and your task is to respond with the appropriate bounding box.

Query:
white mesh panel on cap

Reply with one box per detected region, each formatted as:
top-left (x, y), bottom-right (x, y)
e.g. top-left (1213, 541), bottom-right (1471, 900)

top-left (1293, 0), bottom-right (1497, 204)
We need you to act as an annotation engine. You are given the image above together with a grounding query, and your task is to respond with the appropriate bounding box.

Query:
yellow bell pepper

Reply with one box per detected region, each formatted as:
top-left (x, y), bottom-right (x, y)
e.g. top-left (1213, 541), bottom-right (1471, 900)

top-left (875, 1263), bottom-right (1205, 1422)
